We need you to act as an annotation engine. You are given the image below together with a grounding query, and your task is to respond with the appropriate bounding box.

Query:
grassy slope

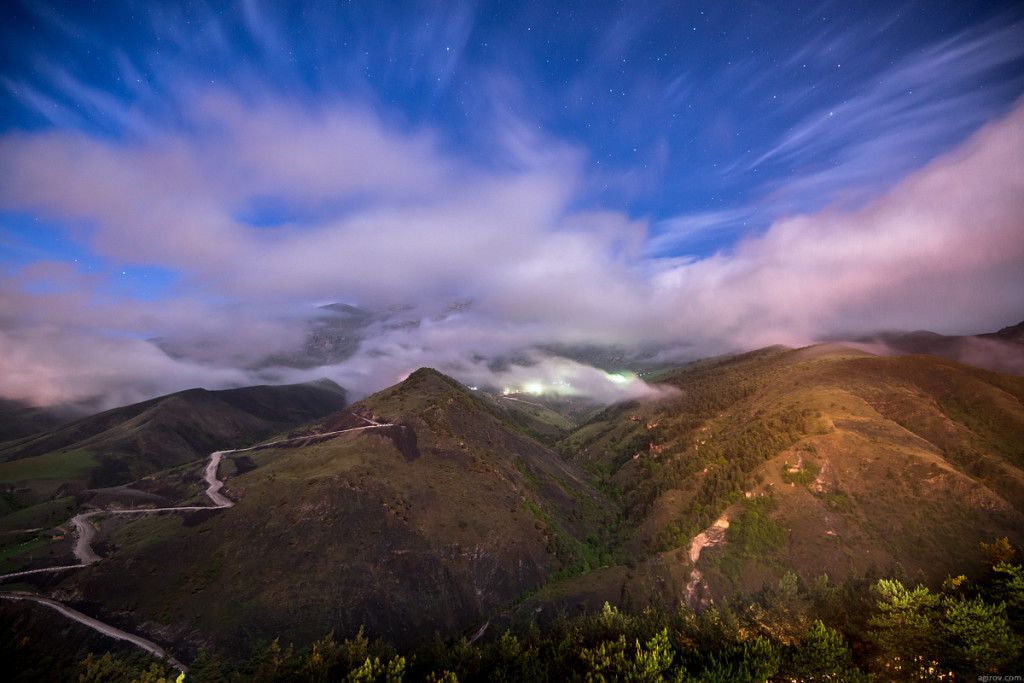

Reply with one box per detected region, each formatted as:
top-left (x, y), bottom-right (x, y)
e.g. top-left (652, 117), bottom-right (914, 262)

top-left (7, 350), bottom-right (1024, 661)
top-left (64, 369), bottom-right (612, 657)
top-left (540, 344), bottom-right (1024, 611)
top-left (0, 381), bottom-right (348, 503)
top-left (0, 381), bottom-right (348, 578)
top-left (702, 348), bottom-right (1024, 593)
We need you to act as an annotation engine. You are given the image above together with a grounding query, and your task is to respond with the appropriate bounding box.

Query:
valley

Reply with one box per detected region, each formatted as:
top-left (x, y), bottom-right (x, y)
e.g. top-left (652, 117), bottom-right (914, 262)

top-left (2, 345), bottom-right (1024, 680)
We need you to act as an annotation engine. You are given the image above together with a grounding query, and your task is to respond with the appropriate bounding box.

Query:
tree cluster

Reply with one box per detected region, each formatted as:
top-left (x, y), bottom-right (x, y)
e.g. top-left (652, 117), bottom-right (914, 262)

top-left (6, 544), bottom-right (1022, 682)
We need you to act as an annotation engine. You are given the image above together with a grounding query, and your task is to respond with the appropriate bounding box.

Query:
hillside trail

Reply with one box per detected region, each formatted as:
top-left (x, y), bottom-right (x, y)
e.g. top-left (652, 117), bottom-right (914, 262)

top-left (0, 418), bottom-right (392, 668)
top-left (3, 422), bottom-right (395, 577)
top-left (64, 424), bottom-right (393, 567)
top-left (66, 449), bottom-right (238, 564)
top-left (0, 592), bottom-right (189, 673)
top-left (682, 512), bottom-right (731, 610)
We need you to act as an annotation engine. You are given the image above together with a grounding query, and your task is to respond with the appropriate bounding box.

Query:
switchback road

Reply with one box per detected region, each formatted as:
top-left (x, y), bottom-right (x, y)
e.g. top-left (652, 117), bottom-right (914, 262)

top-left (0, 419), bottom-right (392, 671)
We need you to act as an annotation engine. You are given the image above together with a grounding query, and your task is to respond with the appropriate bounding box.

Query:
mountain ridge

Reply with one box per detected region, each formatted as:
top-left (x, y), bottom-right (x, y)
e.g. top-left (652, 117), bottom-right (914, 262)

top-left (2, 347), bottom-right (1024, 668)
top-left (37, 367), bottom-right (609, 656)
top-left (0, 380), bottom-right (348, 509)
top-left (843, 318), bottom-right (1024, 376)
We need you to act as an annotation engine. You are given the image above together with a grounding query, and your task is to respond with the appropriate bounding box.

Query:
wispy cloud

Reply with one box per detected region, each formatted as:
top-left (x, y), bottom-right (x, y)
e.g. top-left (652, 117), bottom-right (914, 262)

top-left (1, 2), bottom-right (1022, 410)
top-left (0, 326), bottom-right (255, 410)
top-left (645, 208), bottom-right (759, 257)
top-left (652, 100), bottom-right (1024, 342)
top-left (743, 14), bottom-right (1024, 211)
top-left (2, 85), bottom-right (1023, 407)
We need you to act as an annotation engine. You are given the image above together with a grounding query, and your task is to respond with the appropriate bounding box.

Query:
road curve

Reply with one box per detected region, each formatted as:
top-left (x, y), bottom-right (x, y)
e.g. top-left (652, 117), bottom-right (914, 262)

top-left (66, 447), bottom-right (237, 566)
top-left (71, 513), bottom-right (101, 565)
top-left (0, 419), bottom-right (394, 670)
top-left (0, 443), bottom-right (245, 671)
top-left (203, 451), bottom-right (234, 509)
top-left (0, 592), bottom-right (188, 673)
top-left (4, 424), bottom-right (391, 581)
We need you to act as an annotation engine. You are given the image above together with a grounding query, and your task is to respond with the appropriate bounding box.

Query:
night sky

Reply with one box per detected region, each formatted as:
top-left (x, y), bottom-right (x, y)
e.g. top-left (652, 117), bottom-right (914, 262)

top-left (2, 1), bottom-right (1023, 408)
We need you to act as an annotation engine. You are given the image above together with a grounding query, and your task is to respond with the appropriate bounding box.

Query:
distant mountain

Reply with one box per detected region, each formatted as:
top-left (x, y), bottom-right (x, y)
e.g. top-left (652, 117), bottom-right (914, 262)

top-left (979, 320), bottom-right (1024, 345)
top-left (249, 302), bottom-right (423, 369)
top-left (240, 300), bottom-right (691, 375)
top-left (0, 398), bottom-right (70, 442)
top-left (536, 342), bottom-right (692, 374)
top-left (0, 380), bottom-right (348, 503)
top-left (846, 319), bottom-right (1024, 375)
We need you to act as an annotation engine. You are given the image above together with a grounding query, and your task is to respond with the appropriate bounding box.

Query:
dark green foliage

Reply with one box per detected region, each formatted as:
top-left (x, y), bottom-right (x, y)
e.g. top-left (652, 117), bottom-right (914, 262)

top-left (689, 636), bottom-right (780, 683)
top-left (867, 573), bottom-right (1022, 680)
top-left (940, 594), bottom-right (1019, 675)
top-left (782, 460), bottom-right (819, 486)
top-left (982, 537), bottom-right (1018, 566)
top-left (784, 620), bottom-right (865, 682)
top-left (11, 555), bottom-right (1024, 681)
top-left (77, 652), bottom-right (179, 682)
top-left (985, 562), bottom-right (1024, 627)
top-left (718, 495), bottom-right (788, 582)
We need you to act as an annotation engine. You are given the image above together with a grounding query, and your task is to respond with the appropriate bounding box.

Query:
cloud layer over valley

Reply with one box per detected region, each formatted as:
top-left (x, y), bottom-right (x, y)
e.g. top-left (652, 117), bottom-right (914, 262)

top-left (1, 1), bottom-right (1023, 409)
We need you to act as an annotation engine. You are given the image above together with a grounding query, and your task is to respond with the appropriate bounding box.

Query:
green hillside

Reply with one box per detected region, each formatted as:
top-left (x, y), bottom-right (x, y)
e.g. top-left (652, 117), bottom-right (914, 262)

top-left (0, 380), bottom-right (348, 534)
top-left (542, 344), bottom-right (1024, 613)
top-left (60, 369), bottom-right (611, 655)
top-left (3, 347), bottom-right (1024, 675)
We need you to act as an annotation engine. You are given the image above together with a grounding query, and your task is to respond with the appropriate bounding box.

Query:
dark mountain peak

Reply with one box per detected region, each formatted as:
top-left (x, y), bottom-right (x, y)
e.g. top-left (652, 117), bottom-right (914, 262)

top-left (402, 367), bottom-right (462, 390)
top-left (365, 367), bottom-right (473, 405)
top-left (318, 302), bottom-right (373, 318)
top-left (981, 320), bottom-right (1024, 345)
top-left (301, 377), bottom-right (346, 393)
top-left (354, 367), bottom-right (500, 428)
top-left (0, 397), bottom-right (70, 442)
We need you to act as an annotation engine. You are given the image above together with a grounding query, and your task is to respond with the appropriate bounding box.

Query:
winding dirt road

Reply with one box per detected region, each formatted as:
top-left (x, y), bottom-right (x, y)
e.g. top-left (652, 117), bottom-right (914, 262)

top-left (4, 424), bottom-right (392, 579)
top-left (0, 420), bottom-right (392, 670)
top-left (202, 451), bottom-right (233, 509)
top-left (66, 447), bottom-right (237, 567)
top-left (0, 444), bottom-right (241, 673)
top-left (0, 592), bottom-right (188, 672)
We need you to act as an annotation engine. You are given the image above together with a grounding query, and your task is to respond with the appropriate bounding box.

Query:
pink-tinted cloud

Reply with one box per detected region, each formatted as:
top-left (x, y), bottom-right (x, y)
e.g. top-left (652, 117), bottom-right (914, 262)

top-left (0, 92), bottom-right (1022, 409)
top-left (651, 99), bottom-right (1024, 345)
top-left (0, 326), bottom-right (253, 410)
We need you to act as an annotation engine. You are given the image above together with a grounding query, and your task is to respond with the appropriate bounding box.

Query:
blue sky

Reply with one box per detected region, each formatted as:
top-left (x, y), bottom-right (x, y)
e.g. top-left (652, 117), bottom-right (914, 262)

top-left (1, 0), bottom-right (1024, 407)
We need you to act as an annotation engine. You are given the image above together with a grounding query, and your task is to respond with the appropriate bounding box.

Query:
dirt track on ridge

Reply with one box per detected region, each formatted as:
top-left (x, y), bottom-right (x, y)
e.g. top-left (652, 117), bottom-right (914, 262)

top-left (0, 419), bottom-right (393, 669)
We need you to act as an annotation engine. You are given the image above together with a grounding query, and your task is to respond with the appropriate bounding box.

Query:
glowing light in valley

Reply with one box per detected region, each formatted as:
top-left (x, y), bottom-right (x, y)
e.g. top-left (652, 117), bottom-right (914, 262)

top-left (494, 370), bottom-right (662, 399)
